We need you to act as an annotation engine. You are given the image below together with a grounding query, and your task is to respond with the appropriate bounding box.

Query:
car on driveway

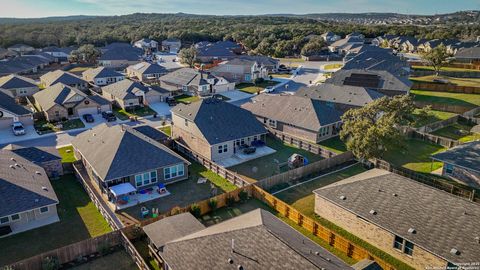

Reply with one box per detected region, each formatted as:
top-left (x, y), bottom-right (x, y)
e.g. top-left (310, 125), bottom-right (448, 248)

top-left (82, 114), bottom-right (95, 123)
top-left (12, 122), bottom-right (26, 136)
top-left (166, 97), bottom-right (177, 106)
top-left (264, 86), bottom-right (275, 93)
top-left (102, 111), bottom-right (117, 122)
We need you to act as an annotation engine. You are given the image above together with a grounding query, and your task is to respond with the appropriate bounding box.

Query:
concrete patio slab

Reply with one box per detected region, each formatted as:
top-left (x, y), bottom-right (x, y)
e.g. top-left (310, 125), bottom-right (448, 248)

top-left (149, 102), bottom-right (172, 117)
top-left (221, 90), bottom-right (254, 102)
top-left (216, 146), bottom-right (277, 168)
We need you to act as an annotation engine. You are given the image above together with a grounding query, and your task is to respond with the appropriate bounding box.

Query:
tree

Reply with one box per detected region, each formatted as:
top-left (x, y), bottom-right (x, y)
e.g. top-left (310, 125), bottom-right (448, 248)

top-left (178, 46), bottom-right (197, 67)
top-left (421, 44), bottom-right (450, 76)
top-left (340, 95), bottom-right (416, 161)
top-left (69, 44), bottom-right (99, 63)
top-left (300, 38), bottom-right (326, 56)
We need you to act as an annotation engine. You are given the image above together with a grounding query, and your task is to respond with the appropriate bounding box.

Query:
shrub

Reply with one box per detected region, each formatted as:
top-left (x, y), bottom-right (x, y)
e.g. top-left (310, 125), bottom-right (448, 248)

top-left (254, 77), bottom-right (265, 84)
top-left (238, 190), bottom-right (249, 202)
top-left (208, 198), bottom-right (218, 211)
top-left (42, 256), bottom-right (60, 270)
top-left (190, 203), bottom-right (201, 217)
top-left (225, 195), bottom-right (236, 207)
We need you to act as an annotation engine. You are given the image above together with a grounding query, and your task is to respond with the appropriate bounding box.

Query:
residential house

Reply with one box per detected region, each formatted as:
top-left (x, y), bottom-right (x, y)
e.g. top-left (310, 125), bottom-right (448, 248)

top-left (195, 41), bottom-right (242, 63)
top-left (0, 91), bottom-right (33, 129)
top-left (159, 68), bottom-right (234, 96)
top-left (326, 69), bottom-right (412, 96)
top-left (239, 55), bottom-right (280, 73)
top-left (126, 62), bottom-right (167, 83)
top-left (144, 209), bottom-right (351, 270)
top-left (431, 141), bottom-right (480, 188)
top-left (0, 149), bottom-right (59, 237)
top-left (7, 44), bottom-right (35, 54)
top-left (313, 169), bottom-right (480, 270)
top-left (342, 46), bottom-right (410, 75)
top-left (209, 58), bottom-right (268, 84)
top-left (0, 74), bottom-right (39, 98)
top-left (242, 94), bottom-right (343, 143)
top-left (41, 46), bottom-right (76, 63)
top-left (321, 31), bottom-right (341, 43)
top-left (133, 38), bottom-right (159, 52)
top-left (3, 144), bottom-right (63, 178)
top-left (98, 43), bottom-right (143, 68)
top-left (346, 32), bottom-right (365, 39)
top-left (161, 38), bottom-right (181, 53)
top-left (401, 38), bottom-right (427, 53)
top-left (171, 98), bottom-right (266, 162)
top-left (295, 83), bottom-right (385, 112)
top-left (71, 124), bottom-right (190, 209)
top-left (101, 79), bottom-right (162, 110)
top-left (328, 36), bottom-right (365, 55)
top-left (34, 83), bottom-right (110, 122)
top-left (40, 70), bottom-right (89, 91)
top-left (82, 67), bottom-right (125, 86)
top-left (0, 48), bottom-right (19, 59)
top-left (455, 47), bottom-right (480, 64)
top-left (0, 55), bottom-right (51, 76)
top-left (133, 125), bottom-right (170, 145)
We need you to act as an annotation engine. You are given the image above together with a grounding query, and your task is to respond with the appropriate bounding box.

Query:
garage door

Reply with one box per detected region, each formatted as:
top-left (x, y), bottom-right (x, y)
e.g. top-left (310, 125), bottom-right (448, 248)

top-left (146, 95), bottom-right (161, 104)
top-left (0, 118), bottom-right (13, 129)
top-left (77, 107), bottom-right (99, 116)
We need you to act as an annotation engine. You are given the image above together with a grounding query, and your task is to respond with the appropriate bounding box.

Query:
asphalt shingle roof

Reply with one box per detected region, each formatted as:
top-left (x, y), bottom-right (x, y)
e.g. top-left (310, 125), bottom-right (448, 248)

top-left (133, 125), bottom-right (169, 142)
top-left (33, 83), bottom-right (87, 111)
top-left (82, 67), bottom-right (123, 80)
top-left (0, 91), bottom-right (31, 115)
top-left (40, 70), bottom-right (87, 87)
top-left (431, 141), bottom-right (480, 173)
top-left (159, 68), bottom-right (210, 87)
top-left (71, 124), bottom-right (188, 181)
top-left (313, 169), bottom-right (480, 264)
top-left (101, 79), bottom-right (149, 100)
top-left (171, 98), bottom-right (266, 145)
top-left (455, 47), bottom-right (480, 59)
top-left (159, 209), bottom-right (350, 270)
top-left (10, 146), bottom-right (61, 164)
top-left (0, 74), bottom-right (37, 89)
top-left (0, 150), bottom-right (58, 217)
top-left (127, 62), bottom-right (166, 75)
top-left (242, 94), bottom-right (343, 131)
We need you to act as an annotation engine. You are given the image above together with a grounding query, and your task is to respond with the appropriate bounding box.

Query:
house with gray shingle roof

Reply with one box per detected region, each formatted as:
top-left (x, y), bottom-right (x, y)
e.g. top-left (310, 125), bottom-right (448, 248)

top-left (209, 58), bottom-right (269, 84)
top-left (431, 141), bottom-right (480, 188)
top-left (455, 47), bottom-right (480, 64)
top-left (0, 91), bottom-right (33, 129)
top-left (242, 94), bottom-right (343, 143)
top-left (34, 83), bottom-right (110, 122)
top-left (313, 169), bottom-right (480, 270)
top-left (40, 70), bottom-right (88, 91)
top-left (133, 38), bottom-right (159, 52)
top-left (98, 43), bottom-right (143, 68)
top-left (328, 36), bottom-right (365, 55)
top-left (126, 62), bottom-right (167, 83)
top-left (147, 209), bottom-right (351, 270)
top-left (161, 38), bottom-right (181, 53)
top-left (194, 40), bottom-right (242, 63)
top-left (7, 44), bottom-right (35, 54)
top-left (72, 124), bottom-right (190, 209)
top-left (171, 98), bottom-right (266, 162)
top-left (0, 149), bottom-right (59, 237)
top-left (82, 66), bottom-right (124, 86)
top-left (0, 74), bottom-right (39, 97)
top-left (3, 144), bottom-right (63, 178)
top-left (101, 79), bottom-right (162, 110)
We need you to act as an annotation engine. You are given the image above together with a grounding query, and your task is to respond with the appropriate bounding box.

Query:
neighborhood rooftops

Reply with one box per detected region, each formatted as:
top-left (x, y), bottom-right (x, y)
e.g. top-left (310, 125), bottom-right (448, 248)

top-left (71, 124), bottom-right (189, 181)
top-left (431, 141), bottom-right (480, 173)
top-left (171, 98), bottom-right (266, 145)
top-left (127, 62), bottom-right (166, 75)
top-left (158, 209), bottom-right (350, 270)
top-left (195, 40), bottom-right (241, 58)
top-left (98, 44), bottom-right (143, 61)
top-left (33, 83), bottom-right (87, 111)
top-left (0, 149), bottom-right (58, 217)
top-left (0, 91), bottom-right (32, 115)
top-left (242, 94), bottom-right (343, 131)
top-left (313, 169), bottom-right (480, 264)
top-left (101, 79), bottom-right (149, 100)
top-left (40, 70), bottom-right (87, 87)
top-left (0, 74), bottom-right (37, 89)
top-left (82, 66), bottom-right (123, 80)
top-left (159, 67), bottom-right (213, 86)
top-left (7, 145), bottom-right (61, 164)
top-left (455, 47), bottom-right (480, 60)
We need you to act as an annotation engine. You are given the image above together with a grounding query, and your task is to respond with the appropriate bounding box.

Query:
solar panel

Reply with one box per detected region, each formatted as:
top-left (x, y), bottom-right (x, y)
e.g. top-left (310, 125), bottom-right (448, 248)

top-left (343, 73), bottom-right (381, 88)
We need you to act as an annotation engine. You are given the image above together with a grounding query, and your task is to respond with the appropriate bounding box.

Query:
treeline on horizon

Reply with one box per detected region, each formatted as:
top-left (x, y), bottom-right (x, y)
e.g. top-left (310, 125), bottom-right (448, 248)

top-left (0, 13), bottom-right (478, 57)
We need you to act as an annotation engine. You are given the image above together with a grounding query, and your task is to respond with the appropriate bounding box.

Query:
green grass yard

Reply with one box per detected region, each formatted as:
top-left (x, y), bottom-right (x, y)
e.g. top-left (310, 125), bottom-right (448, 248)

top-left (411, 109), bottom-right (457, 128)
top-left (381, 139), bottom-right (446, 173)
top-left (58, 145), bottom-right (76, 163)
top-left (113, 106), bottom-right (156, 120)
top-left (190, 162), bottom-right (237, 192)
top-left (229, 137), bottom-right (323, 181)
top-left (236, 80), bottom-right (279, 94)
top-left (0, 175), bottom-right (112, 265)
top-left (323, 63), bottom-right (343, 70)
top-left (317, 136), bottom-right (348, 153)
top-left (34, 119), bottom-right (85, 134)
top-left (431, 123), bottom-right (480, 143)
top-left (411, 89), bottom-right (480, 109)
top-left (159, 125), bottom-right (171, 137)
top-left (412, 66), bottom-right (480, 73)
top-left (174, 94), bottom-right (200, 104)
top-left (411, 75), bottom-right (480, 87)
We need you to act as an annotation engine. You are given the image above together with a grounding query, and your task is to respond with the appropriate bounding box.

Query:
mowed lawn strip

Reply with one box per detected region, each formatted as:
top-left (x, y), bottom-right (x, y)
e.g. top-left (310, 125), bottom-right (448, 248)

top-left (431, 123), bottom-right (480, 143)
top-left (158, 125), bottom-right (172, 137)
top-left (411, 75), bottom-right (480, 87)
top-left (411, 109), bottom-right (457, 128)
top-left (411, 89), bottom-right (480, 109)
top-left (236, 80), bottom-right (279, 94)
top-left (317, 136), bottom-right (348, 153)
top-left (58, 145), bottom-right (76, 163)
top-left (0, 175), bottom-right (112, 265)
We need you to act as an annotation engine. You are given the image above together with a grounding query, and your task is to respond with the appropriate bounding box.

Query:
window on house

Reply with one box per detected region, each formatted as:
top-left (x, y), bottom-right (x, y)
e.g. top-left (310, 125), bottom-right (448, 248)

top-left (218, 145), bottom-right (223, 153)
top-left (143, 172), bottom-right (151, 185)
top-left (177, 164), bottom-right (184, 177)
top-left (393, 235), bottom-right (414, 256)
top-left (164, 165), bottom-right (180, 180)
top-left (40, 207), bottom-right (49, 213)
top-left (135, 175), bottom-right (143, 187)
top-left (185, 119), bottom-right (188, 126)
top-left (135, 170), bottom-right (157, 187)
top-left (404, 240), bottom-right (414, 256)
top-left (223, 144), bottom-right (228, 153)
top-left (445, 163), bottom-right (453, 174)
top-left (11, 214), bottom-right (20, 221)
top-left (393, 235), bottom-right (404, 250)
top-left (55, 111), bottom-right (60, 117)
top-left (0, 216), bottom-right (9, 224)
top-left (151, 171), bottom-right (157, 183)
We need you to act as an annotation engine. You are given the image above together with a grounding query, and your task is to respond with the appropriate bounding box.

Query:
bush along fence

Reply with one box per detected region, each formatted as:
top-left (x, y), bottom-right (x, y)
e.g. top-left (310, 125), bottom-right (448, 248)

top-left (411, 81), bottom-right (480, 94)
top-left (372, 159), bottom-right (479, 203)
top-left (267, 128), bottom-right (340, 158)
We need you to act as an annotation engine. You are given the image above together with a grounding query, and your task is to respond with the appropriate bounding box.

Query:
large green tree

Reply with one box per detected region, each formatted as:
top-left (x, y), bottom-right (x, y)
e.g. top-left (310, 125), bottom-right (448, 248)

top-left (178, 46), bottom-right (197, 67)
top-left (69, 44), bottom-right (99, 63)
top-left (420, 44), bottom-right (450, 76)
top-left (300, 38), bottom-right (326, 56)
top-left (340, 95), bottom-right (416, 161)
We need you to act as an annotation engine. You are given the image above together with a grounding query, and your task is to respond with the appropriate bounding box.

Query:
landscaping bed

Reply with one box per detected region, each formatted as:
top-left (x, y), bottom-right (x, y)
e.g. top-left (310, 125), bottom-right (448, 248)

top-left (236, 80), bottom-right (279, 94)
top-left (34, 119), bottom-right (85, 134)
top-left (323, 63), bottom-right (343, 70)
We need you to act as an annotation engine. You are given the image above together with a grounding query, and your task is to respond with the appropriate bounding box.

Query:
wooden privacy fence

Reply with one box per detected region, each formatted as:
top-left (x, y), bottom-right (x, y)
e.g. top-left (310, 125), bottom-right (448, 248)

top-left (410, 61), bottom-right (480, 70)
top-left (413, 101), bottom-right (473, 114)
top-left (407, 129), bottom-right (461, 148)
top-left (256, 151), bottom-right (354, 190)
top-left (120, 230), bottom-right (150, 270)
top-left (411, 81), bottom-right (480, 94)
top-left (174, 141), bottom-right (251, 187)
top-left (267, 128), bottom-right (339, 158)
top-left (411, 69), bottom-right (480, 78)
top-left (8, 231), bottom-right (122, 270)
top-left (373, 159), bottom-right (479, 203)
top-left (251, 186), bottom-right (396, 270)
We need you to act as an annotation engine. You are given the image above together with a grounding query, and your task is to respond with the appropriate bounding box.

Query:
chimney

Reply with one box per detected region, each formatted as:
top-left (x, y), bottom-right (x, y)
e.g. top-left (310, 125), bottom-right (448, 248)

top-left (231, 239), bottom-right (235, 252)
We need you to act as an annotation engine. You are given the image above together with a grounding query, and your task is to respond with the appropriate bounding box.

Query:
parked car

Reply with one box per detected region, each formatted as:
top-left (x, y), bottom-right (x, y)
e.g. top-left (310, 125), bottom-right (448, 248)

top-left (82, 114), bottom-right (94, 123)
top-left (11, 122), bottom-right (25, 136)
top-left (264, 86), bottom-right (275, 93)
top-left (101, 111), bottom-right (117, 122)
top-left (243, 147), bottom-right (256, 154)
top-left (166, 97), bottom-right (177, 106)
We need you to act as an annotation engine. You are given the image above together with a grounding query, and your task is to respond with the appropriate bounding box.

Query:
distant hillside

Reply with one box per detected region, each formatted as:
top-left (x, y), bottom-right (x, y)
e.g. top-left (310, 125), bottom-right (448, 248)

top-left (0, 15), bottom-right (99, 24)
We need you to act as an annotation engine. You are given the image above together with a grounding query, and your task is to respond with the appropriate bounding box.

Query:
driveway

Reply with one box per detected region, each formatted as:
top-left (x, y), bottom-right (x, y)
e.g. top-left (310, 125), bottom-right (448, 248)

top-left (0, 125), bottom-right (39, 145)
top-left (280, 61), bottom-right (343, 92)
top-left (221, 90), bottom-right (254, 103)
top-left (149, 102), bottom-right (172, 117)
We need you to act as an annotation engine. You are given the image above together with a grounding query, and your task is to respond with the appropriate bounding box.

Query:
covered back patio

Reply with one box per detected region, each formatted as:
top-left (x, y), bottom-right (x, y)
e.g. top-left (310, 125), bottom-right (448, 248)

top-left (107, 183), bottom-right (170, 211)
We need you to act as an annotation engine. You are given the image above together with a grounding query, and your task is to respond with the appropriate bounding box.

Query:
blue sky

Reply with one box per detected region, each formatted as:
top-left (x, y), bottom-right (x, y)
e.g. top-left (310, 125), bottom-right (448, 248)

top-left (0, 0), bottom-right (478, 18)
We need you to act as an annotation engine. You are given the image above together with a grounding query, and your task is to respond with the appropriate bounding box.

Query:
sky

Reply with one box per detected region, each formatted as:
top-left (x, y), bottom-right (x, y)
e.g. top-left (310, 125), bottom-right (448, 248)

top-left (0, 0), bottom-right (478, 18)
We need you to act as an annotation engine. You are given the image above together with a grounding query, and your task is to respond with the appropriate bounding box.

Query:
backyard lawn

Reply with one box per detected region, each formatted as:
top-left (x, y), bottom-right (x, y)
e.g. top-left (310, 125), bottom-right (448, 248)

top-left (412, 66), bottom-right (480, 73)
top-left (411, 75), bottom-right (480, 87)
top-left (34, 119), bottom-right (85, 134)
top-left (0, 175), bottom-right (112, 266)
top-left (411, 108), bottom-right (457, 128)
top-left (381, 139), bottom-right (446, 173)
top-left (159, 125), bottom-right (171, 136)
top-left (113, 106), bottom-right (156, 120)
top-left (323, 63), bottom-right (343, 70)
top-left (431, 122), bottom-right (480, 143)
top-left (67, 66), bottom-right (93, 73)
top-left (229, 137), bottom-right (323, 181)
top-left (411, 89), bottom-right (480, 109)
top-left (236, 80), bottom-right (279, 94)
top-left (317, 136), bottom-right (347, 153)
top-left (58, 145), bottom-right (76, 163)
top-left (174, 94), bottom-right (200, 104)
